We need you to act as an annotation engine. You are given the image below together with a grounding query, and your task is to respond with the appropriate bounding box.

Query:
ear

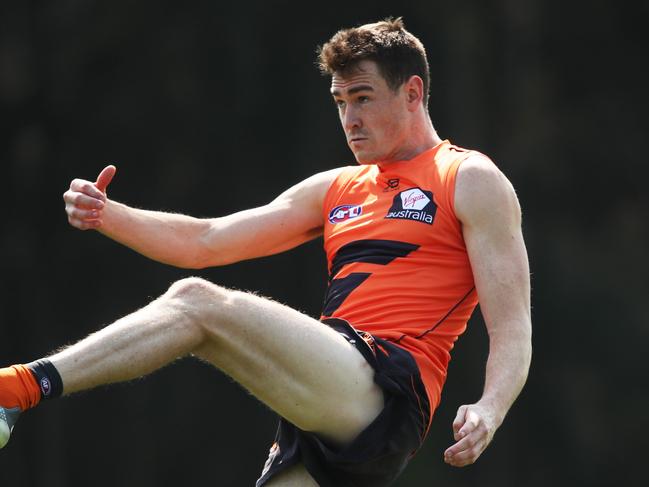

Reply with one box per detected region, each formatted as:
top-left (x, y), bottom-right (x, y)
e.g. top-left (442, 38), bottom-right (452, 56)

top-left (404, 75), bottom-right (425, 112)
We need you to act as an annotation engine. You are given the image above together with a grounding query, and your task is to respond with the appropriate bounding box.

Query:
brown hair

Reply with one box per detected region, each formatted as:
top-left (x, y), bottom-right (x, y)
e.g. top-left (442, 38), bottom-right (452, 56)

top-left (317, 17), bottom-right (430, 106)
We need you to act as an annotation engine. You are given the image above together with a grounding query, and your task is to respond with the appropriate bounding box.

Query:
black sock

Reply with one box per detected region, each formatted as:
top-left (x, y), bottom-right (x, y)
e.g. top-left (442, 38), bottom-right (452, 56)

top-left (26, 359), bottom-right (63, 400)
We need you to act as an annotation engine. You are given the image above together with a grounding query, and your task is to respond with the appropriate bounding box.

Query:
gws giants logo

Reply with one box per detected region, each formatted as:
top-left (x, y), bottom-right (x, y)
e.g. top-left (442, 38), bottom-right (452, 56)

top-left (328, 204), bottom-right (362, 224)
top-left (385, 187), bottom-right (437, 225)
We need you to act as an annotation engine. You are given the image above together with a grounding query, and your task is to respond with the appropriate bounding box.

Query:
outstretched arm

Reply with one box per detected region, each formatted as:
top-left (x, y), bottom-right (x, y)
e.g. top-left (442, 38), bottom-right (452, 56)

top-left (443, 155), bottom-right (532, 467)
top-left (63, 165), bottom-right (345, 269)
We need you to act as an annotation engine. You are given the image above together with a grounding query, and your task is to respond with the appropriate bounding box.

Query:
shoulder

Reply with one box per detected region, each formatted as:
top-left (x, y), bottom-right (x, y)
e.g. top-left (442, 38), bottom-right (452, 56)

top-left (294, 166), bottom-right (354, 198)
top-left (272, 166), bottom-right (353, 208)
top-left (304, 166), bottom-right (352, 189)
top-left (454, 154), bottom-right (521, 228)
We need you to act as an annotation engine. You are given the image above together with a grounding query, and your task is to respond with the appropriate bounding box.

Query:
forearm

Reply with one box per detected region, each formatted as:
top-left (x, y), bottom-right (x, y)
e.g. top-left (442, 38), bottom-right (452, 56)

top-left (66, 166), bottom-right (336, 269)
top-left (477, 323), bottom-right (532, 426)
top-left (98, 199), bottom-right (323, 269)
top-left (99, 200), bottom-right (210, 268)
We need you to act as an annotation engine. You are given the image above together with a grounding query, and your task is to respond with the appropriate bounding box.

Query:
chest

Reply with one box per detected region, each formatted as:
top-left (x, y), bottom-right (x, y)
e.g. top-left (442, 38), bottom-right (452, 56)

top-left (324, 170), bottom-right (457, 257)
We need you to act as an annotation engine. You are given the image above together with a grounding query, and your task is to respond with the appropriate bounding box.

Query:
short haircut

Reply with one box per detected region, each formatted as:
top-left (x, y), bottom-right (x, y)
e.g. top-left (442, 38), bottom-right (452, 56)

top-left (317, 17), bottom-right (430, 106)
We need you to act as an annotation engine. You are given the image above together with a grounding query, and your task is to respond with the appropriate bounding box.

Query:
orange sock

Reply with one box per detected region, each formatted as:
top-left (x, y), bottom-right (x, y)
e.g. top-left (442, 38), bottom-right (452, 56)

top-left (0, 365), bottom-right (41, 411)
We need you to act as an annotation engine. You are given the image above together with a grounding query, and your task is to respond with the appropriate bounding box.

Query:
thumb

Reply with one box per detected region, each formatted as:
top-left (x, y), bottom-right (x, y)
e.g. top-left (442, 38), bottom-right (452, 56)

top-left (96, 165), bottom-right (117, 193)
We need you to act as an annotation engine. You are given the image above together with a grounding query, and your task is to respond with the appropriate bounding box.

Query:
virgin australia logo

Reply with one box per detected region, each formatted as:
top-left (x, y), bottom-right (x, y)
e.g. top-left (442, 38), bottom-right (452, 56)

top-left (385, 187), bottom-right (436, 225)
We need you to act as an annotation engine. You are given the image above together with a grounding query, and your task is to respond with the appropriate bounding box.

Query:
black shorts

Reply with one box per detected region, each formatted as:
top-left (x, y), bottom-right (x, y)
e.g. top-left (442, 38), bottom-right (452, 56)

top-left (256, 318), bottom-right (430, 487)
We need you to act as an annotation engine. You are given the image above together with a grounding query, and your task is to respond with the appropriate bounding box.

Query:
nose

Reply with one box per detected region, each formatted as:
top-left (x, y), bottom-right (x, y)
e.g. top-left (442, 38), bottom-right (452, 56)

top-left (342, 105), bottom-right (362, 133)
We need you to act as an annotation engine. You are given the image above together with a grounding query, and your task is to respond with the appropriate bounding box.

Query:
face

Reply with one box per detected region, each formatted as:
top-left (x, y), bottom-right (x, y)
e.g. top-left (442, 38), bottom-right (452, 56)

top-left (331, 60), bottom-right (410, 164)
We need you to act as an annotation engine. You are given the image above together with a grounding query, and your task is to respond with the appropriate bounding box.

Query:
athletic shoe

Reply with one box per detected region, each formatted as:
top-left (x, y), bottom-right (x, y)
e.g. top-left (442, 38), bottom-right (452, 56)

top-left (0, 405), bottom-right (21, 449)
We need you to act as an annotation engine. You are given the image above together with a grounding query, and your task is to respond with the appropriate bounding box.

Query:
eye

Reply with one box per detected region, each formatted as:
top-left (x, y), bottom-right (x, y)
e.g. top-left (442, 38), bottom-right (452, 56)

top-left (358, 96), bottom-right (370, 103)
top-left (334, 99), bottom-right (346, 109)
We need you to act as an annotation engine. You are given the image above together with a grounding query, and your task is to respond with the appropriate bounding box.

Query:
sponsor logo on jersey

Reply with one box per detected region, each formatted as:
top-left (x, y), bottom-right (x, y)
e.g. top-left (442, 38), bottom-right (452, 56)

top-left (328, 204), bottom-right (362, 224)
top-left (385, 187), bottom-right (436, 225)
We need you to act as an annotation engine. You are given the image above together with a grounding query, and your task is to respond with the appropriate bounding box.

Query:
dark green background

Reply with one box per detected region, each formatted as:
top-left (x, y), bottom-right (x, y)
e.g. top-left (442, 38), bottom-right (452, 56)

top-left (1, 1), bottom-right (647, 486)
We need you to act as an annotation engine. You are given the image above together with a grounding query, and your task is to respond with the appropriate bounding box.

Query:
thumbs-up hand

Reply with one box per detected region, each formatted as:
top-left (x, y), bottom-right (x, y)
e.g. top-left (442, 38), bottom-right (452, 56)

top-left (63, 165), bottom-right (117, 230)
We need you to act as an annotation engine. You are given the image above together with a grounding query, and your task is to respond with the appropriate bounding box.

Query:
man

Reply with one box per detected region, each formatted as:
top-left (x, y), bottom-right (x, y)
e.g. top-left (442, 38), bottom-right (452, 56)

top-left (0, 18), bottom-right (531, 486)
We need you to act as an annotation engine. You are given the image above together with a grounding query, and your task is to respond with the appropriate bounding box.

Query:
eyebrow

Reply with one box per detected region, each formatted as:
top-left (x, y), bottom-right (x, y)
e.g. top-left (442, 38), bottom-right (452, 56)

top-left (331, 85), bottom-right (375, 97)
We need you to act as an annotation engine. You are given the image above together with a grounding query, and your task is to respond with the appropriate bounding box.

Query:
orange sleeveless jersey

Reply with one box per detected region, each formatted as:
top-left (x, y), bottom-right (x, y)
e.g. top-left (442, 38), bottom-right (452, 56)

top-left (320, 140), bottom-right (479, 419)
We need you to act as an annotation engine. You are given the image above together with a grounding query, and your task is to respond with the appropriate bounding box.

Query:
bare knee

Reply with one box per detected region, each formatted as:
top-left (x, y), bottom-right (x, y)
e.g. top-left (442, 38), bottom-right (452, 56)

top-left (164, 277), bottom-right (252, 343)
top-left (167, 276), bottom-right (221, 300)
top-left (162, 277), bottom-right (231, 329)
top-left (165, 277), bottom-right (232, 310)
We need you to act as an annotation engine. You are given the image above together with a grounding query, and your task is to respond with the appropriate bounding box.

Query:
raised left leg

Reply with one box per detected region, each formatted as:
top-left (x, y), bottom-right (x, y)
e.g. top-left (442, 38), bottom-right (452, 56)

top-left (46, 277), bottom-right (384, 445)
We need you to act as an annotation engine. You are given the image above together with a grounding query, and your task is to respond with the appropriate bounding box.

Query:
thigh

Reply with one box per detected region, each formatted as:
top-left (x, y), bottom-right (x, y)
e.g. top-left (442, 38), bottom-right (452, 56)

top-left (191, 283), bottom-right (384, 445)
top-left (263, 463), bottom-right (319, 487)
top-left (257, 326), bottom-right (430, 487)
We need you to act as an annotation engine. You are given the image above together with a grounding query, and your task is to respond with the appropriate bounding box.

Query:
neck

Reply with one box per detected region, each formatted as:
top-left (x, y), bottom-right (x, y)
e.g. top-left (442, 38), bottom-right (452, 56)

top-left (377, 115), bottom-right (442, 168)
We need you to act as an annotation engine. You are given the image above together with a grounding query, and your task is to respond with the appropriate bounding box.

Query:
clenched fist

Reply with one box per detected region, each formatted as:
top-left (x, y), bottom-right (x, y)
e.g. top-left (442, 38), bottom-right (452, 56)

top-left (443, 403), bottom-right (500, 467)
